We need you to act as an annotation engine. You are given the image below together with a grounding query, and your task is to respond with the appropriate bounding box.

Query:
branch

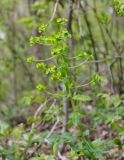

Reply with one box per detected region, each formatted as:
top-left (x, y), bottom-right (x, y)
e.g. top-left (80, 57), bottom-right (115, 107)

top-left (44, 117), bottom-right (60, 144)
top-left (76, 0), bottom-right (83, 37)
top-left (35, 55), bottom-right (56, 62)
top-left (67, 0), bottom-right (73, 34)
top-left (80, 0), bottom-right (99, 72)
top-left (49, 0), bottom-right (59, 23)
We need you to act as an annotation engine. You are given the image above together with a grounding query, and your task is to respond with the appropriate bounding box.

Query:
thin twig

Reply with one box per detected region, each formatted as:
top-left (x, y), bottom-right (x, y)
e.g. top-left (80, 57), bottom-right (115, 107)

top-left (31, 100), bottom-right (48, 130)
top-left (44, 117), bottom-right (60, 143)
top-left (35, 55), bottom-right (56, 62)
top-left (49, 0), bottom-right (59, 23)
top-left (76, 0), bottom-right (83, 37)
top-left (69, 60), bottom-right (87, 69)
top-left (1, 54), bottom-right (124, 68)
top-left (76, 81), bottom-right (92, 88)
top-left (58, 152), bottom-right (67, 160)
top-left (80, 0), bottom-right (99, 72)
top-left (70, 55), bottom-right (124, 69)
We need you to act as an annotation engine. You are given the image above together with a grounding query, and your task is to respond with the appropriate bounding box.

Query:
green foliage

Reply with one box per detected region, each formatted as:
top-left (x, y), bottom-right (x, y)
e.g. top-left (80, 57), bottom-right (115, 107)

top-left (36, 83), bottom-right (46, 92)
top-left (73, 94), bottom-right (92, 102)
top-left (27, 56), bottom-right (35, 64)
top-left (38, 24), bottom-right (48, 33)
top-left (36, 63), bottom-right (46, 72)
top-left (98, 12), bottom-right (111, 25)
top-left (114, 0), bottom-right (124, 16)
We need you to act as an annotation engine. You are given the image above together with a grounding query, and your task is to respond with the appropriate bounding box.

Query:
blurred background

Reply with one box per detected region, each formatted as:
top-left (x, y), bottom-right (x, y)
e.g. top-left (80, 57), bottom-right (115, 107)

top-left (0, 0), bottom-right (124, 120)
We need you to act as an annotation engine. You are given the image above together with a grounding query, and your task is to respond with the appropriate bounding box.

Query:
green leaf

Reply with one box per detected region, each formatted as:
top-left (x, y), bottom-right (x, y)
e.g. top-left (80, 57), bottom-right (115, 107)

top-left (113, 0), bottom-right (124, 16)
top-left (38, 24), bottom-right (48, 33)
top-left (27, 56), bottom-right (35, 64)
top-left (53, 143), bottom-right (58, 156)
top-left (114, 138), bottom-right (122, 149)
top-left (73, 94), bottom-right (92, 102)
top-left (36, 63), bottom-right (46, 72)
top-left (36, 83), bottom-right (46, 92)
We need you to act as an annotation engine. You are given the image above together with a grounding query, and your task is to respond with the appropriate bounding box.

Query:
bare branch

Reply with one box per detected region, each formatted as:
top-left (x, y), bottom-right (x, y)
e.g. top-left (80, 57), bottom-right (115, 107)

top-left (49, 0), bottom-right (59, 23)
